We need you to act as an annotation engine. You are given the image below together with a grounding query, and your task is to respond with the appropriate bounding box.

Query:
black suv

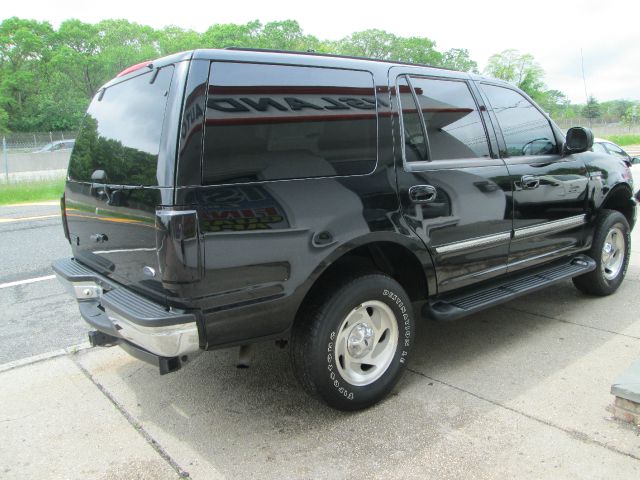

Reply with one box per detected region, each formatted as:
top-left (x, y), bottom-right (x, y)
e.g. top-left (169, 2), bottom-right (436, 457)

top-left (54, 49), bottom-right (636, 410)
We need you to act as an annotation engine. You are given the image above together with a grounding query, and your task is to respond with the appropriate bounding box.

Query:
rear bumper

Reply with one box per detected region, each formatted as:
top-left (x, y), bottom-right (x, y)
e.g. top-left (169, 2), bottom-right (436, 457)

top-left (53, 258), bottom-right (200, 359)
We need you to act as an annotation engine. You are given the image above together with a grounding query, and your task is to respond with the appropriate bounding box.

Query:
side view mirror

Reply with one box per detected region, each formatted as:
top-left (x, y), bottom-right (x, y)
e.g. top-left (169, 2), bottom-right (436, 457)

top-left (632, 157), bottom-right (640, 165)
top-left (91, 170), bottom-right (107, 182)
top-left (90, 170), bottom-right (108, 198)
top-left (563, 127), bottom-right (594, 155)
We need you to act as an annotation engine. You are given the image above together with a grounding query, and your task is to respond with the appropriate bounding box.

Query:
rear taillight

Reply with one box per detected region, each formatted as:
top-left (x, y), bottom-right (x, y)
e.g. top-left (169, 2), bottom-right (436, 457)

top-left (60, 194), bottom-right (71, 244)
top-left (116, 61), bottom-right (153, 78)
top-left (155, 208), bottom-right (202, 283)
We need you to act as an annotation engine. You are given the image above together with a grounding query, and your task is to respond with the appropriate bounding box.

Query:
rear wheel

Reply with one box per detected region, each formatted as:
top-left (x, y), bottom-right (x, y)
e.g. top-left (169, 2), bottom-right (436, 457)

top-left (573, 210), bottom-right (630, 296)
top-left (290, 272), bottom-right (414, 410)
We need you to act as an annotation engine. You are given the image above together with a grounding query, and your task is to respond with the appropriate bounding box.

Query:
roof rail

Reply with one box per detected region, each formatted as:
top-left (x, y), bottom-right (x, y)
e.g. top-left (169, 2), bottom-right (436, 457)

top-left (220, 46), bottom-right (454, 72)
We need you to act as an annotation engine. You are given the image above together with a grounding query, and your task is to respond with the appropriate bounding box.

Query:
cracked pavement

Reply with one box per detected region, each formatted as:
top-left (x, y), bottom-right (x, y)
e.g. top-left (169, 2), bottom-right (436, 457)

top-left (1, 203), bottom-right (639, 479)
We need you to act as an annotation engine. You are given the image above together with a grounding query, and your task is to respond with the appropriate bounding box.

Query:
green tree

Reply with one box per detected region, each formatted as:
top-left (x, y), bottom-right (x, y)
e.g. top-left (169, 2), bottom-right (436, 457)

top-left (582, 96), bottom-right (601, 122)
top-left (538, 89), bottom-right (568, 116)
top-left (441, 48), bottom-right (478, 72)
top-left (621, 104), bottom-right (639, 128)
top-left (0, 17), bottom-right (54, 130)
top-left (258, 20), bottom-right (313, 51)
top-left (390, 36), bottom-right (442, 65)
top-left (0, 107), bottom-right (9, 133)
top-left (157, 25), bottom-right (202, 56)
top-left (336, 29), bottom-right (399, 59)
top-left (202, 21), bottom-right (261, 49)
top-left (484, 49), bottom-right (546, 100)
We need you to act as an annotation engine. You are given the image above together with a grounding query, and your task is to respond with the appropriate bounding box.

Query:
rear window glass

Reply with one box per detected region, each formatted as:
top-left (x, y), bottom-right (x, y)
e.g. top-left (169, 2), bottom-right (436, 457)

top-left (202, 62), bottom-right (378, 185)
top-left (68, 66), bottom-right (174, 186)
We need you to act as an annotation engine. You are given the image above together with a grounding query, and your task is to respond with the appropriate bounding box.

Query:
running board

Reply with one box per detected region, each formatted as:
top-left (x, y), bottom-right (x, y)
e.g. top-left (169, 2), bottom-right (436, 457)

top-left (424, 255), bottom-right (596, 322)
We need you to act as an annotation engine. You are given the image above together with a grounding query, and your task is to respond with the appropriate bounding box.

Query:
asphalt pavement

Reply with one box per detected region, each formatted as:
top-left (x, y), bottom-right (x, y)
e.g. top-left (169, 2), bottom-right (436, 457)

top-left (1, 202), bottom-right (639, 479)
top-left (0, 202), bottom-right (87, 363)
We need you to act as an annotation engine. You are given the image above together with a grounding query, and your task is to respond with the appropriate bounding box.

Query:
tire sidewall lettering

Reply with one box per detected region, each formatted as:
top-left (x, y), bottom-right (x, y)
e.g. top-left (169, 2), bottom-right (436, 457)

top-left (324, 287), bottom-right (413, 402)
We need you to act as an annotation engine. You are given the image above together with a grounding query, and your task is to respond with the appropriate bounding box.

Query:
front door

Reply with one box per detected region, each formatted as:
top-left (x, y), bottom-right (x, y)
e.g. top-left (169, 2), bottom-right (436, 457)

top-left (391, 71), bottom-right (513, 294)
top-left (478, 83), bottom-right (590, 271)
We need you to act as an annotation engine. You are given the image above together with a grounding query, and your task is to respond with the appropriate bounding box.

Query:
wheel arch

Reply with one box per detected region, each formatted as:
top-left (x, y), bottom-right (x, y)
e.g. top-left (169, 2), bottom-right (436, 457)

top-left (600, 182), bottom-right (636, 229)
top-left (293, 234), bottom-right (436, 325)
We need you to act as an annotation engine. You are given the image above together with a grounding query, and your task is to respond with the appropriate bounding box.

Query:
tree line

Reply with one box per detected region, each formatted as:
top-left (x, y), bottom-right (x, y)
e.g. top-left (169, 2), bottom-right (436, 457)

top-left (0, 17), bottom-right (637, 134)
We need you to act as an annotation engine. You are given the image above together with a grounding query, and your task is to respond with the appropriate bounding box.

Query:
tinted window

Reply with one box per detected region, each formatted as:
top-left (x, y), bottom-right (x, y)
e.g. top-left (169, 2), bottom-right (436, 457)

top-left (397, 76), bottom-right (428, 161)
top-left (408, 77), bottom-right (490, 160)
top-left (203, 62), bottom-right (377, 184)
top-left (481, 84), bottom-right (556, 157)
top-left (604, 142), bottom-right (628, 158)
top-left (68, 67), bottom-right (174, 186)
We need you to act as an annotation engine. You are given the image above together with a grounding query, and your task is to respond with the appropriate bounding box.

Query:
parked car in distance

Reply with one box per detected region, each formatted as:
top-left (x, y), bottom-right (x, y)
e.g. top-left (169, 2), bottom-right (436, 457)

top-left (35, 139), bottom-right (75, 153)
top-left (593, 138), bottom-right (640, 189)
top-left (53, 49), bottom-right (636, 411)
top-left (592, 138), bottom-right (637, 162)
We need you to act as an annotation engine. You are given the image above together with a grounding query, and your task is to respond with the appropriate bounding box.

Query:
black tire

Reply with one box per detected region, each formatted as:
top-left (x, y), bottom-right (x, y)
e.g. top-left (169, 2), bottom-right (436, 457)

top-left (573, 209), bottom-right (631, 296)
top-left (290, 272), bottom-right (414, 411)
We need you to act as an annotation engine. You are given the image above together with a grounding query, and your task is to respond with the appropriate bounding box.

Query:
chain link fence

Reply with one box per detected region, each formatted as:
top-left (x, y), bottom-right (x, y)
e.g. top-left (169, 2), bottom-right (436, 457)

top-left (2, 131), bottom-right (76, 184)
top-left (553, 118), bottom-right (640, 137)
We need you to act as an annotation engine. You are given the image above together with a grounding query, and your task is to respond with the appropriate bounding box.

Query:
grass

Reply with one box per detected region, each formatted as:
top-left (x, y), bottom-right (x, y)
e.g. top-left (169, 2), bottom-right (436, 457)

top-left (0, 179), bottom-right (65, 205)
top-left (603, 134), bottom-right (640, 146)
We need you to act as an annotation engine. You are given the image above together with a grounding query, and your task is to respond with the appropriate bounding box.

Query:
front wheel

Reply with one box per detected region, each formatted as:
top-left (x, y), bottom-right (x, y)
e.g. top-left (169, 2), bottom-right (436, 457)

top-left (573, 210), bottom-right (631, 296)
top-left (290, 272), bottom-right (414, 410)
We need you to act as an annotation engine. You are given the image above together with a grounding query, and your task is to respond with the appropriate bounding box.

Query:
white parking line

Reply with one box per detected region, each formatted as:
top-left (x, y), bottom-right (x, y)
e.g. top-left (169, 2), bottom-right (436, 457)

top-left (0, 274), bottom-right (56, 289)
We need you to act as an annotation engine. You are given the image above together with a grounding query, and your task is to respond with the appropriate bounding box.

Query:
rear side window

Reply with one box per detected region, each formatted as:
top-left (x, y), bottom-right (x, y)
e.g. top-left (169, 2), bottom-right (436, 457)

top-left (68, 66), bottom-right (174, 186)
top-left (481, 84), bottom-right (556, 157)
top-left (203, 62), bottom-right (378, 185)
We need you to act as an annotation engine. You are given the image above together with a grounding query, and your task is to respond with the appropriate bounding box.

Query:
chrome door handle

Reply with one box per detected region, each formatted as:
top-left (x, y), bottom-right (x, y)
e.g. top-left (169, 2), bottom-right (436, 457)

top-left (520, 175), bottom-right (540, 190)
top-left (409, 185), bottom-right (437, 203)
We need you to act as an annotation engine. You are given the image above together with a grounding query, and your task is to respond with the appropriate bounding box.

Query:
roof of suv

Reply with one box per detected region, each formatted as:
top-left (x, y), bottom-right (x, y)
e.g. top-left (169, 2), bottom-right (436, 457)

top-left (107, 48), bottom-right (511, 90)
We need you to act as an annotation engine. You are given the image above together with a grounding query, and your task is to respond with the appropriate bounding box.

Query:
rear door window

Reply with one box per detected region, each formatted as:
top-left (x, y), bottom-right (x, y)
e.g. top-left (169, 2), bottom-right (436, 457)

top-left (202, 62), bottom-right (378, 184)
top-left (406, 77), bottom-right (490, 161)
top-left (396, 76), bottom-right (428, 162)
top-left (68, 66), bottom-right (174, 186)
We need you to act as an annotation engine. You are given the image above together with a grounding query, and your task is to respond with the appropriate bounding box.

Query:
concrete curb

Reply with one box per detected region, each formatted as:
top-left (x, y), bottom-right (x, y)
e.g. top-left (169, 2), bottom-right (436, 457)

top-left (0, 341), bottom-right (92, 373)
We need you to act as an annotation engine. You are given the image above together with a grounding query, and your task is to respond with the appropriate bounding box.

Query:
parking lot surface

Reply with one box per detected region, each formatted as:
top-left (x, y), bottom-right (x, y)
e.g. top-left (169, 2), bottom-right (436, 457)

top-left (1, 203), bottom-right (639, 479)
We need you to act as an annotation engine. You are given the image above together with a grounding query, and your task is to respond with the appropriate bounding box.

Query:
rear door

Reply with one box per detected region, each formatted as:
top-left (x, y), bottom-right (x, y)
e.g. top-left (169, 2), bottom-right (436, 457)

top-left (391, 70), bottom-right (513, 293)
top-left (478, 83), bottom-right (590, 271)
top-left (64, 64), bottom-right (179, 303)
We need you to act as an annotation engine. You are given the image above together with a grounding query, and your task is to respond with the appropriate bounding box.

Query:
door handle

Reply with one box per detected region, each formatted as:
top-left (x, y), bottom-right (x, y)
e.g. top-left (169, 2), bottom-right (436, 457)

top-left (409, 185), bottom-right (437, 203)
top-left (520, 175), bottom-right (540, 190)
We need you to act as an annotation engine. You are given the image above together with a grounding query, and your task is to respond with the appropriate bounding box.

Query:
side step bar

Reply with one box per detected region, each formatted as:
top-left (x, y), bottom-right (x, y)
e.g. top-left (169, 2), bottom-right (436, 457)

top-left (424, 255), bottom-right (596, 322)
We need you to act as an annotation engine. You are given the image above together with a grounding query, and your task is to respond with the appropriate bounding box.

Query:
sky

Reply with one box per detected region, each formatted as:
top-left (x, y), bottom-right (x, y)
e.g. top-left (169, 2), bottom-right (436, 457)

top-left (4, 0), bottom-right (640, 103)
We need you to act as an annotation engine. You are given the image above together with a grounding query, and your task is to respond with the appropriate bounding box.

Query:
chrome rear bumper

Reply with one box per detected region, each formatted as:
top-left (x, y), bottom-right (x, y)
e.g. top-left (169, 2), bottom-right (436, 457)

top-left (53, 258), bottom-right (200, 359)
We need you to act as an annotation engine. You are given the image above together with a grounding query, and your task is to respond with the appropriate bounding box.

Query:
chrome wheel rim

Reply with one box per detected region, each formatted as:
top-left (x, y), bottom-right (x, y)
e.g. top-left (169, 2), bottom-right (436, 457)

top-left (601, 226), bottom-right (625, 280)
top-left (335, 300), bottom-right (399, 386)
